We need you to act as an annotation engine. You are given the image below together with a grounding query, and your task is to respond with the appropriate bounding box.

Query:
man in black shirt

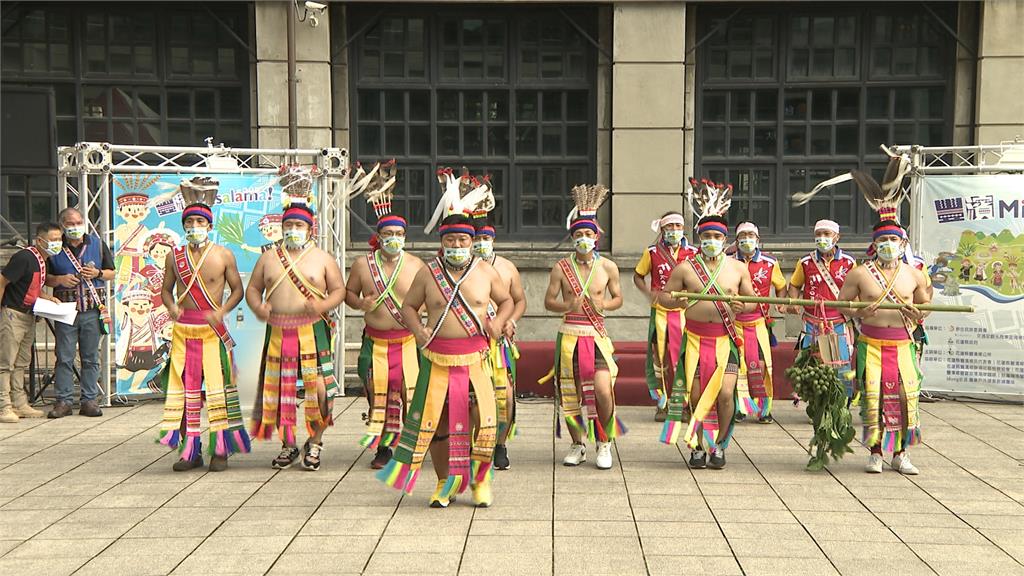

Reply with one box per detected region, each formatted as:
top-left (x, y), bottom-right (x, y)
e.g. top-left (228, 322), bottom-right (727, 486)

top-left (0, 222), bottom-right (64, 423)
top-left (46, 208), bottom-right (116, 418)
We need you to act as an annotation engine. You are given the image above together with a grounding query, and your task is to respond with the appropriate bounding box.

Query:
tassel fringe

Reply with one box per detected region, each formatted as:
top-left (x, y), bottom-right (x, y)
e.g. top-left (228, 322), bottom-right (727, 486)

top-left (471, 460), bottom-right (493, 485)
top-left (377, 459), bottom-right (419, 494)
top-left (659, 420), bottom-right (681, 445)
top-left (209, 428), bottom-right (251, 457)
top-left (157, 429), bottom-right (181, 450)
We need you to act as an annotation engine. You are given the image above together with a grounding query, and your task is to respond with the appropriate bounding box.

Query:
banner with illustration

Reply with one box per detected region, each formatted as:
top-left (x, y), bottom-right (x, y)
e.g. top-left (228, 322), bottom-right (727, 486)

top-left (110, 172), bottom-right (300, 405)
top-left (916, 174), bottom-right (1024, 396)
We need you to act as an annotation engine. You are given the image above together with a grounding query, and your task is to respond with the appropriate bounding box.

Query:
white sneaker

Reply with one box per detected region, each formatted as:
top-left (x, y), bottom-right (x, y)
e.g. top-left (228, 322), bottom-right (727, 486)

top-left (891, 453), bottom-right (919, 475)
top-left (595, 442), bottom-right (613, 470)
top-left (562, 443), bottom-right (586, 466)
top-left (865, 453), bottom-right (884, 473)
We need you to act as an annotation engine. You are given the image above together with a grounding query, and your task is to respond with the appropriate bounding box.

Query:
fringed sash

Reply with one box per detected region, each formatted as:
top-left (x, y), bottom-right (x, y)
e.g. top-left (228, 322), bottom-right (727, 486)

top-left (272, 244), bottom-right (334, 327)
top-left (425, 258), bottom-right (482, 345)
top-left (172, 245), bottom-right (235, 350)
top-left (156, 310), bottom-right (250, 458)
top-left (691, 256), bottom-right (742, 348)
top-left (250, 314), bottom-right (338, 445)
top-left (661, 320), bottom-right (736, 450)
top-left (735, 316), bottom-right (772, 417)
top-left (487, 302), bottom-right (519, 438)
top-left (377, 336), bottom-right (496, 499)
top-left (857, 324), bottom-right (922, 451)
top-left (59, 245), bottom-right (111, 332)
top-left (646, 306), bottom-right (684, 407)
top-left (358, 326), bottom-right (418, 450)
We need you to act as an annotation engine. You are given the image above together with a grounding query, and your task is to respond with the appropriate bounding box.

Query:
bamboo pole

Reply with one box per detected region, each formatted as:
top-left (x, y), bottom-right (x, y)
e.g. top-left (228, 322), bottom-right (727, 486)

top-left (668, 292), bottom-right (974, 313)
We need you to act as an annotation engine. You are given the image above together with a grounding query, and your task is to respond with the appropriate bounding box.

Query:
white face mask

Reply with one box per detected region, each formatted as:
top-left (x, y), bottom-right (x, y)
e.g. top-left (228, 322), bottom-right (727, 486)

top-left (663, 230), bottom-right (685, 246)
top-left (184, 227), bottom-right (209, 245)
top-left (381, 235), bottom-right (405, 255)
top-left (41, 239), bottom-right (63, 256)
top-left (574, 236), bottom-right (596, 255)
top-left (701, 238), bottom-right (724, 259)
top-left (815, 236), bottom-right (835, 253)
top-left (738, 238), bottom-right (758, 254)
top-left (64, 225), bottom-right (86, 240)
top-left (283, 228), bottom-right (308, 248)
top-left (876, 240), bottom-right (904, 262)
top-left (472, 238), bottom-right (494, 259)
top-left (443, 246), bottom-right (471, 267)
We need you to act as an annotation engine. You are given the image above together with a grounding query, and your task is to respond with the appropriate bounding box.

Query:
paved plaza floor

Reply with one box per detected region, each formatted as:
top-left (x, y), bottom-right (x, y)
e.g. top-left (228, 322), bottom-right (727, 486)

top-left (0, 397), bottom-right (1021, 576)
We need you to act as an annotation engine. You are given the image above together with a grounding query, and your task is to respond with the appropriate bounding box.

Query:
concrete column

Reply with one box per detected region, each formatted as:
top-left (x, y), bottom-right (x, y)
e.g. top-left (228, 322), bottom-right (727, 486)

top-left (975, 0), bottom-right (1024, 144)
top-left (254, 1), bottom-right (333, 150)
top-left (610, 2), bottom-right (687, 255)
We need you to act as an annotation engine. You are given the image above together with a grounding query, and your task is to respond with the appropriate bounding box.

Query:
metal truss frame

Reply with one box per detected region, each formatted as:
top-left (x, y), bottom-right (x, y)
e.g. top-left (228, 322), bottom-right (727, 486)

top-left (56, 142), bottom-right (352, 406)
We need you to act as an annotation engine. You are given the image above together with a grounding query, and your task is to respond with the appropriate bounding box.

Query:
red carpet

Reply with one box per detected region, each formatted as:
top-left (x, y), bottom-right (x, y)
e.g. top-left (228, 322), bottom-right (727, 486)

top-left (515, 341), bottom-right (797, 405)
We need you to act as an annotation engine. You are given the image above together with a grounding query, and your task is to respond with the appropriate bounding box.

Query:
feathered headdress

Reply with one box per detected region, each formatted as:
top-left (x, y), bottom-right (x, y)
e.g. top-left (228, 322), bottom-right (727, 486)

top-left (687, 178), bottom-right (733, 221)
top-left (363, 160), bottom-right (405, 231)
top-left (424, 167), bottom-right (495, 235)
top-left (566, 183), bottom-right (610, 233)
top-left (279, 164), bottom-right (319, 210)
top-left (180, 176), bottom-right (219, 223)
top-left (791, 145), bottom-right (910, 221)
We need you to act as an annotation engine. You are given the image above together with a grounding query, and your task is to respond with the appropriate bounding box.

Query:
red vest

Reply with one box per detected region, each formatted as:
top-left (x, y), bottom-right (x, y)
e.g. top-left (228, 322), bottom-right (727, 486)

top-left (647, 242), bottom-right (696, 292)
top-left (736, 250), bottom-right (776, 320)
top-left (798, 249), bottom-right (856, 320)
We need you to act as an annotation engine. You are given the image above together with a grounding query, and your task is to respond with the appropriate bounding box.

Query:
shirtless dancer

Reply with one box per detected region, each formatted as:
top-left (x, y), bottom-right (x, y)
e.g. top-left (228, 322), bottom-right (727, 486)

top-left (378, 208), bottom-right (513, 508)
top-left (472, 214), bottom-right (526, 470)
top-left (347, 171), bottom-right (426, 469)
top-left (839, 219), bottom-right (929, 475)
top-left (247, 199), bottom-right (346, 471)
top-left (157, 180), bottom-right (250, 471)
top-left (659, 201), bottom-right (755, 469)
top-left (544, 184), bottom-right (626, 471)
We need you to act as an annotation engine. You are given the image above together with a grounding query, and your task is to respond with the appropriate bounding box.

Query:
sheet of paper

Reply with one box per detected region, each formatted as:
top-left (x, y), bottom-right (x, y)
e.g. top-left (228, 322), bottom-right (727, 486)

top-left (32, 298), bottom-right (78, 325)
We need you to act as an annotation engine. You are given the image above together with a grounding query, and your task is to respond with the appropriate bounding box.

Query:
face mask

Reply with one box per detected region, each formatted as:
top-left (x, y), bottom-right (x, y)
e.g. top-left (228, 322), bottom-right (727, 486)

top-left (64, 225), bottom-right (86, 240)
top-left (574, 237), bottom-right (596, 255)
top-left (184, 227), bottom-right (209, 245)
top-left (815, 236), bottom-right (835, 253)
top-left (700, 238), bottom-right (724, 259)
top-left (283, 228), bottom-right (308, 248)
top-left (738, 238), bottom-right (758, 254)
top-left (381, 235), bottom-right (405, 255)
top-left (472, 239), bottom-right (494, 259)
top-left (443, 246), bottom-right (471, 267)
top-left (663, 230), bottom-right (685, 246)
top-left (41, 239), bottom-right (63, 256)
top-left (876, 240), bottom-right (904, 262)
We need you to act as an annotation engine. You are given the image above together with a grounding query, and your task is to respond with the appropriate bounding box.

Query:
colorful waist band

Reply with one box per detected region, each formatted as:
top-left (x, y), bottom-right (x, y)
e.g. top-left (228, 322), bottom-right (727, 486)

top-left (425, 335), bottom-right (488, 355)
top-left (686, 319), bottom-right (729, 338)
top-left (860, 324), bottom-right (911, 341)
top-left (268, 313), bottom-right (320, 328)
top-left (178, 308), bottom-right (211, 325)
top-left (735, 311), bottom-right (765, 323)
top-left (803, 312), bottom-right (844, 323)
top-left (365, 326), bottom-right (413, 340)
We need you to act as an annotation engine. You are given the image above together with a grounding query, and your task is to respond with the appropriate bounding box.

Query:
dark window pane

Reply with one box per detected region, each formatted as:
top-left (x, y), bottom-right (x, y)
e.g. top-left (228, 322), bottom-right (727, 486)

top-left (730, 127), bottom-right (750, 156)
top-left (755, 51), bottom-right (773, 78)
top-left (789, 48), bottom-right (808, 77)
top-left (812, 49), bottom-right (834, 77)
top-left (791, 17), bottom-right (809, 46)
top-left (871, 48), bottom-right (891, 76)
top-left (543, 167), bottom-right (561, 196)
top-left (812, 17), bottom-right (834, 44)
top-left (754, 127), bottom-right (776, 156)
top-left (566, 91), bottom-right (588, 121)
top-left (137, 90), bottom-right (161, 118)
top-left (441, 50), bottom-right (458, 77)
top-left (139, 123), bottom-right (161, 146)
top-left (110, 121), bottom-right (134, 143)
top-left (893, 48), bottom-right (916, 75)
top-left (193, 46), bottom-right (215, 75)
top-left (927, 87), bottom-right (944, 118)
top-left (730, 50), bottom-right (752, 78)
top-left (542, 91), bottom-right (562, 121)
top-left (362, 49), bottom-right (380, 78)
top-left (704, 92), bottom-right (726, 122)
top-left (409, 91), bottom-right (429, 121)
top-left (703, 126), bottom-right (725, 156)
top-left (358, 125), bottom-right (380, 155)
top-left (708, 49), bottom-right (727, 79)
top-left (566, 126), bottom-right (587, 157)
top-left (408, 51), bottom-right (425, 77)
top-left (409, 126), bottom-right (430, 156)
top-left (488, 126), bottom-right (509, 156)
top-left (812, 90), bottom-right (831, 121)
top-left (730, 92), bottom-right (750, 121)
top-left (784, 126), bottom-right (805, 155)
top-left (168, 123), bottom-right (191, 146)
top-left (894, 90), bottom-right (913, 119)
top-left (520, 49), bottom-right (537, 78)
top-left (867, 89), bottom-right (889, 119)
top-left (486, 51), bottom-right (504, 78)
top-left (517, 92), bottom-right (537, 121)
top-left (893, 123), bottom-right (914, 143)
top-left (836, 125), bottom-right (858, 155)
top-left (837, 89), bottom-right (858, 120)
top-left (385, 91), bottom-right (404, 121)
top-left (811, 126), bottom-right (831, 155)
top-left (836, 16), bottom-right (856, 44)
top-left (866, 124), bottom-right (889, 149)
top-left (83, 87), bottom-right (108, 117)
top-left (755, 91), bottom-right (777, 121)
top-left (541, 126), bottom-right (561, 155)
top-left (516, 126), bottom-right (537, 156)
top-left (438, 91), bottom-right (458, 121)
top-left (489, 92), bottom-right (508, 121)
top-left (754, 18), bottom-right (773, 46)
top-left (540, 199), bottom-right (562, 226)
top-left (385, 126), bottom-right (405, 155)
top-left (86, 44), bottom-right (106, 73)
top-left (836, 48), bottom-right (856, 76)
top-left (195, 91), bottom-right (215, 119)
top-left (383, 52), bottom-right (404, 77)
top-left (464, 91), bottom-right (483, 122)
top-left (784, 91), bottom-right (807, 120)
top-left (57, 119), bottom-right (77, 146)
top-left (438, 126), bottom-right (459, 155)
top-left (464, 50), bottom-right (483, 78)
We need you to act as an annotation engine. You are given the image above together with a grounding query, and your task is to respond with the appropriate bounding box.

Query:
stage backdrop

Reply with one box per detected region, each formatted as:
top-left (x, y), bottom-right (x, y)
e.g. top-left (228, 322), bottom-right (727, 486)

top-left (915, 174), bottom-right (1024, 396)
top-left (110, 172), bottom-right (306, 409)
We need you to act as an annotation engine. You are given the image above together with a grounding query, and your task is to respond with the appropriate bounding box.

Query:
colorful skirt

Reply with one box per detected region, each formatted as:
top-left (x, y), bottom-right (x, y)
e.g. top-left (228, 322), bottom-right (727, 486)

top-left (857, 324), bottom-right (923, 452)
top-left (357, 326), bottom-right (419, 450)
top-left (735, 312), bottom-right (774, 418)
top-left (490, 336), bottom-right (519, 439)
top-left (378, 336), bottom-right (496, 499)
top-left (799, 314), bottom-right (856, 398)
top-left (157, 309), bottom-right (250, 459)
top-left (645, 306), bottom-right (685, 408)
top-left (251, 314), bottom-right (339, 445)
top-left (662, 320), bottom-right (738, 451)
top-left (548, 319), bottom-right (627, 442)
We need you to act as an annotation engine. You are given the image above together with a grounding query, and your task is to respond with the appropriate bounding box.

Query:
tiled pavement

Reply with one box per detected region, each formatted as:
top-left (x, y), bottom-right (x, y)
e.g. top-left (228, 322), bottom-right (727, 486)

top-left (0, 397), bottom-right (1022, 576)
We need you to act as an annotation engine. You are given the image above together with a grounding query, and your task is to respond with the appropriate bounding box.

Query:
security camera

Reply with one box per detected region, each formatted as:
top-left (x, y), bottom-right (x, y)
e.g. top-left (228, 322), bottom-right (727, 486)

top-left (305, 1), bottom-right (326, 10)
top-left (309, 13), bottom-right (319, 28)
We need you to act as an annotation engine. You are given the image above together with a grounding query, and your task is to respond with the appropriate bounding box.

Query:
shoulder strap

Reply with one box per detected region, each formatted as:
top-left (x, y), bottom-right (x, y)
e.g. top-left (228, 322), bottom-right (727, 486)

top-left (691, 256), bottom-right (742, 347)
top-left (60, 246), bottom-right (111, 329)
top-left (367, 250), bottom-right (406, 325)
top-left (558, 257), bottom-right (607, 338)
top-left (172, 245), bottom-right (235, 350)
top-left (812, 253), bottom-right (842, 298)
top-left (426, 257), bottom-right (482, 343)
top-left (26, 247), bottom-right (46, 287)
top-left (265, 245), bottom-right (313, 299)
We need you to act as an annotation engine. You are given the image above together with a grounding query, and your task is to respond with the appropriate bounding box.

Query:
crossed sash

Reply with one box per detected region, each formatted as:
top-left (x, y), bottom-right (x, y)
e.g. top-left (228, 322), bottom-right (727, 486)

top-left (266, 244), bottom-right (332, 326)
top-left (690, 256), bottom-right (742, 348)
top-left (172, 245), bottom-right (235, 350)
top-left (367, 250), bottom-right (405, 326)
top-left (424, 258), bottom-right (482, 347)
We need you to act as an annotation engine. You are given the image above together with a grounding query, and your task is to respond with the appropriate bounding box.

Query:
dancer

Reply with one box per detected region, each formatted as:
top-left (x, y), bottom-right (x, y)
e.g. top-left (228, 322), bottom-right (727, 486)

top-left (633, 211), bottom-right (696, 422)
top-left (248, 170), bottom-right (346, 471)
top-left (543, 184), bottom-right (626, 471)
top-left (156, 179), bottom-right (250, 471)
top-left (378, 168), bottom-right (512, 508)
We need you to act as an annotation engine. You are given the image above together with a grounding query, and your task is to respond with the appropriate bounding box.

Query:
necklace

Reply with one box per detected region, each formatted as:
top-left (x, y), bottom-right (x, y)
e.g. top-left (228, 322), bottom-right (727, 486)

top-left (444, 258), bottom-right (471, 272)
